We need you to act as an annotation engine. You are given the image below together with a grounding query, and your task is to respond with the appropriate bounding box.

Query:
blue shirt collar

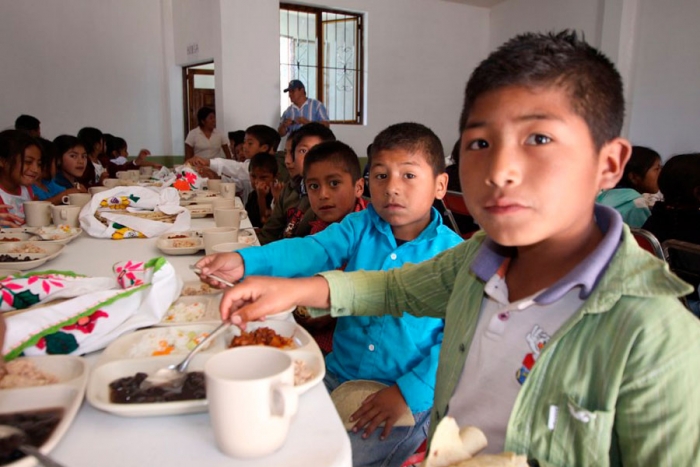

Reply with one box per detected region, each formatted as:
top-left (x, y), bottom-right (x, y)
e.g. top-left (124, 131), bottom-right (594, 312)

top-left (470, 204), bottom-right (623, 304)
top-left (368, 204), bottom-right (443, 245)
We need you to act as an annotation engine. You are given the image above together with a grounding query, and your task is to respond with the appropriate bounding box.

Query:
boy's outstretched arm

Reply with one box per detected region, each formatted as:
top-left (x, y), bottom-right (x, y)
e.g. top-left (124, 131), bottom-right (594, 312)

top-left (195, 252), bottom-right (246, 288)
top-left (219, 276), bottom-right (330, 327)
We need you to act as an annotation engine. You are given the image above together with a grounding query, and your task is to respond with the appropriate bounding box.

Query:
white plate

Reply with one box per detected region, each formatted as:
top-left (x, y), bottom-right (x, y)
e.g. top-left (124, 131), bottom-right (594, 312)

top-left (288, 348), bottom-right (326, 395)
top-left (192, 193), bottom-right (220, 204)
top-left (180, 280), bottom-right (222, 297)
top-left (99, 324), bottom-right (222, 363)
top-left (33, 227), bottom-right (83, 245)
top-left (0, 355), bottom-right (88, 467)
top-left (86, 354), bottom-right (211, 417)
top-left (156, 296), bottom-right (221, 326)
top-left (0, 242), bottom-right (65, 271)
top-left (0, 233), bottom-right (33, 242)
top-left (237, 230), bottom-right (257, 246)
top-left (185, 204), bottom-right (213, 218)
top-left (156, 236), bottom-right (204, 255)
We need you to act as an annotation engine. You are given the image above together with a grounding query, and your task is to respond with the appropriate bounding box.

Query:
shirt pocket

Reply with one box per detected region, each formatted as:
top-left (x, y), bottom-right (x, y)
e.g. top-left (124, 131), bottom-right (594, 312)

top-left (546, 396), bottom-right (615, 467)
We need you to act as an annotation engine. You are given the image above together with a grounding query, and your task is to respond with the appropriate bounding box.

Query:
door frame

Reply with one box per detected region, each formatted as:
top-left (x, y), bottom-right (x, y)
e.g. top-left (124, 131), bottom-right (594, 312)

top-left (182, 61), bottom-right (215, 136)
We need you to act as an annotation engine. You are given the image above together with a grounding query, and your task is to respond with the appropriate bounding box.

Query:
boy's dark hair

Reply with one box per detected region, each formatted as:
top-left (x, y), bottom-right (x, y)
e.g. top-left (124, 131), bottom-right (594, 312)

top-left (53, 135), bottom-right (84, 170)
top-left (291, 123), bottom-right (336, 160)
top-left (303, 141), bottom-right (362, 182)
top-left (658, 153), bottom-right (700, 207)
top-left (77, 127), bottom-right (103, 155)
top-left (245, 125), bottom-right (281, 152)
top-left (249, 152), bottom-right (278, 176)
top-left (196, 107), bottom-right (215, 126)
top-left (616, 145), bottom-right (661, 189)
top-left (37, 137), bottom-right (56, 177)
top-left (0, 129), bottom-right (41, 174)
top-left (228, 130), bottom-right (245, 146)
top-left (106, 136), bottom-right (127, 158)
top-left (460, 30), bottom-right (624, 151)
top-left (370, 122), bottom-right (445, 175)
top-left (14, 114), bottom-right (41, 132)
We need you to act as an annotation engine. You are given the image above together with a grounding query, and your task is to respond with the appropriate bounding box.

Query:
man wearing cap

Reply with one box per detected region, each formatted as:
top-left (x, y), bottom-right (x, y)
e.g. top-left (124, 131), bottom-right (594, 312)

top-left (278, 80), bottom-right (330, 136)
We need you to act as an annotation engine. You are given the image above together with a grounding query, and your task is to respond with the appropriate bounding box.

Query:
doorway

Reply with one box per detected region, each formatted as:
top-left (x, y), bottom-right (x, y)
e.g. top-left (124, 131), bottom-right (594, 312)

top-left (183, 62), bottom-right (215, 135)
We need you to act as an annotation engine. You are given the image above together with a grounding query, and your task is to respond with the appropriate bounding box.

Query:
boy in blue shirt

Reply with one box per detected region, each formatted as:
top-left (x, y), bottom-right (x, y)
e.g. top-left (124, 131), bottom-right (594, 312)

top-left (212, 31), bottom-right (699, 466)
top-left (197, 123), bottom-right (462, 467)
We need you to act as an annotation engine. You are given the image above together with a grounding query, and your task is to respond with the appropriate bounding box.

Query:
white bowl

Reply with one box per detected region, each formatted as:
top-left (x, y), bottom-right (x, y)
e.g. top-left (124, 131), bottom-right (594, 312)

top-left (211, 242), bottom-right (252, 254)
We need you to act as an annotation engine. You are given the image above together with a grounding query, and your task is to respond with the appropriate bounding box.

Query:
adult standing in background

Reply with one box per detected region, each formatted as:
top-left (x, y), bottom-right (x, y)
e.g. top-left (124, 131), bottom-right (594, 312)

top-left (185, 107), bottom-right (232, 162)
top-left (277, 80), bottom-right (330, 136)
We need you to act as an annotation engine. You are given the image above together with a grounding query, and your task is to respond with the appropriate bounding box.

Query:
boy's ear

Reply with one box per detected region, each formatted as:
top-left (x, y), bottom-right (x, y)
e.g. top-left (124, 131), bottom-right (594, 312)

top-left (354, 178), bottom-right (365, 198)
top-left (598, 137), bottom-right (632, 190)
top-left (260, 144), bottom-right (271, 154)
top-left (434, 172), bottom-right (449, 200)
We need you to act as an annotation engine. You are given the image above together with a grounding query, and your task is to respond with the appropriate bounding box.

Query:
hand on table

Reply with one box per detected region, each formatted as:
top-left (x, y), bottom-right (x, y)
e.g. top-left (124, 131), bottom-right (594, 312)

top-left (350, 385), bottom-right (409, 440)
top-left (0, 205), bottom-right (24, 228)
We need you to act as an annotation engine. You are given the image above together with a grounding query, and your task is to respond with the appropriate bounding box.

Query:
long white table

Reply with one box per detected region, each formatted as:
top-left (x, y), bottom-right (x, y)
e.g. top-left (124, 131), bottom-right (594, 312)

top-left (40, 213), bottom-right (352, 467)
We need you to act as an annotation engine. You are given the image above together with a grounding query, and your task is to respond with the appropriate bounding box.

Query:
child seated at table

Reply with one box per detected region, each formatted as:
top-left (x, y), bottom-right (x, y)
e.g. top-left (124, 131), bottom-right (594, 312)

top-left (214, 31), bottom-right (700, 466)
top-left (190, 124), bottom-right (279, 203)
top-left (256, 122), bottom-right (334, 244)
top-left (0, 129), bottom-right (41, 223)
top-left (32, 137), bottom-right (88, 205)
top-left (77, 127), bottom-right (108, 187)
top-left (643, 152), bottom-right (700, 245)
top-left (596, 145), bottom-right (662, 227)
top-left (52, 135), bottom-right (88, 191)
top-left (246, 152), bottom-right (278, 228)
top-left (294, 140), bottom-right (368, 353)
top-left (103, 135), bottom-right (161, 177)
top-left (197, 122), bottom-right (462, 467)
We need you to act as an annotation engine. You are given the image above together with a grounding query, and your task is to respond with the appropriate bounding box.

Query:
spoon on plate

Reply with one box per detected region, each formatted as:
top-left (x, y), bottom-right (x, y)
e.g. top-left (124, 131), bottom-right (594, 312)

top-left (0, 425), bottom-right (68, 467)
top-left (140, 320), bottom-right (231, 389)
top-left (189, 265), bottom-right (235, 288)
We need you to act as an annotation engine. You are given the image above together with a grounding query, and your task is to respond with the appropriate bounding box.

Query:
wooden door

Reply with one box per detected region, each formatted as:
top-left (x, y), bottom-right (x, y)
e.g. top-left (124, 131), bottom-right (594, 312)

top-left (183, 66), bottom-right (215, 134)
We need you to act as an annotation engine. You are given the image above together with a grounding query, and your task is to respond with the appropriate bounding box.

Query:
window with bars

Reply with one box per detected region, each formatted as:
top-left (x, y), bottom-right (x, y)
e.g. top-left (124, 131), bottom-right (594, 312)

top-left (280, 4), bottom-right (364, 124)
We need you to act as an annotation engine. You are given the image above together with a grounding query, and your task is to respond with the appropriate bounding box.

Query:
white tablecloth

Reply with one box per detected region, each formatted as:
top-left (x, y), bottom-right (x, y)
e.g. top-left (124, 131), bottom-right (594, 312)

top-left (42, 213), bottom-right (352, 467)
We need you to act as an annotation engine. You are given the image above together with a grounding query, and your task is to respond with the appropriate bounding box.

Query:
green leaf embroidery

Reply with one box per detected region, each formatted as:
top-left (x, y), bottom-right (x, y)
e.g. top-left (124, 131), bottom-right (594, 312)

top-left (12, 289), bottom-right (41, 310)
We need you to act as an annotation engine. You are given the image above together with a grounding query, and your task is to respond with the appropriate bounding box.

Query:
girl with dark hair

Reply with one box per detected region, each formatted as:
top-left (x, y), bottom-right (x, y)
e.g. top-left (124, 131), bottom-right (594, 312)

top-left (184, 107), bottom-right (232, 162)
top-left (0, 130), bottom-right (41, 225)
top-left (32, 137), bottom-right (87, 205)
top-left (77, 126), bottom-right (106, 186)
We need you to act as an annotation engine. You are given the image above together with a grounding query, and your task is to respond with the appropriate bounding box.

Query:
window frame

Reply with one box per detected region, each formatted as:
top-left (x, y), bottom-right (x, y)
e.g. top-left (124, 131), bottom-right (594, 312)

top-left (280, 3), bottom-right (364, 125)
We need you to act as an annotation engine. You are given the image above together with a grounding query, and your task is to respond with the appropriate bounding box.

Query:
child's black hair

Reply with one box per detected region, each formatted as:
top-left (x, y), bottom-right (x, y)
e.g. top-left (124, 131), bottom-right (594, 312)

top-left (245, 125), bottom-right (281, 152)
top-left (370, 122), bottom-right (445, 175)
top-left (290, 123), bottom-right (335, 160)
top-left (0, 129), bottom-right (41, 176)
top-left (53, 135), bottom-right (84, 171)
top-left (249, 152), bottom-right (279, 177)
top-left (14, 115), bottom-right (41, 133)
top-left (617, 146), bottom-right (661, 189)
top-left (228, 130), bottom-right (245, 146)
top-left (303, 141), bottom-right (361, 182)
top-left (77, 127), bottom-right (104, 156)
top-left (658, 153), bottom-right (700, 207)
top-left (460, 30), bottom-right (624, 151)
top-left (106, 136), bottom-right (128, 158)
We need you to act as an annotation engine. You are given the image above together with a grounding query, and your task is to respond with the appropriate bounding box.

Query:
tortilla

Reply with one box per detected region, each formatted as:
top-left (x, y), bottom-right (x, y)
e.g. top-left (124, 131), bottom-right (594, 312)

top-left (447, 453), bottom-right (529, 467)
top-left (330, 380), bottom-right (416, 430)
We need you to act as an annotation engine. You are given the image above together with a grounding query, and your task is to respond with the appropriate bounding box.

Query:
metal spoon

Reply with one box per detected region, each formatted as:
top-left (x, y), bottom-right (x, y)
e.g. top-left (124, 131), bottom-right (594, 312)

top-left (0, 424), bottom-right (68, 467)
top-left (140, 321), bottom-right (230, 388)
top-left (189, 265), bottom-right (235, 288)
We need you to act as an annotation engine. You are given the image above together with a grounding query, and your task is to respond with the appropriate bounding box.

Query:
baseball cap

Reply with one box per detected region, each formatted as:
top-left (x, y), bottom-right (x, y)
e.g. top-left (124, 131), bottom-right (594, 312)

top-left (283, 80), bottom-right (305, 92)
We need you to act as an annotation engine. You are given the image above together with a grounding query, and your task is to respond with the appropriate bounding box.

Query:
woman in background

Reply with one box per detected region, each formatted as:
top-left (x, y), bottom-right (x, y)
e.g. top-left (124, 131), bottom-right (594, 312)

top-left (184, 107), bottom-right (232, 162)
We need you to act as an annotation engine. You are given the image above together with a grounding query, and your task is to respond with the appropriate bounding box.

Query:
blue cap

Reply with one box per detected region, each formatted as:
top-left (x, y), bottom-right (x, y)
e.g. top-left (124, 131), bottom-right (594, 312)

top-left (283, 80), bottom-right (305, 92)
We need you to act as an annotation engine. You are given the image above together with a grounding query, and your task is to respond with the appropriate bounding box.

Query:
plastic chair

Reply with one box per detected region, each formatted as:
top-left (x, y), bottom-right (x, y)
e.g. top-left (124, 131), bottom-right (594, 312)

top-left (401, 439), bottom-right (428, 467)
top-left (630, 228), bottom-right (665, 260)
top-left (662, 239), bottom-right (700, 309)
top-left (441, 190), bottom-right (478, 239)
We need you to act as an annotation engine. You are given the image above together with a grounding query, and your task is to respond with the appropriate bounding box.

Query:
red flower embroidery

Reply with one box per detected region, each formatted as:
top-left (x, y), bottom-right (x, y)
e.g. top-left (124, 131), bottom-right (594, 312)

top-left (62, 310), bottom-right (109, 334)
top-left (114, 260), bottom-right (145, 288)
top-left (27, 275), bottom-right (65, 294)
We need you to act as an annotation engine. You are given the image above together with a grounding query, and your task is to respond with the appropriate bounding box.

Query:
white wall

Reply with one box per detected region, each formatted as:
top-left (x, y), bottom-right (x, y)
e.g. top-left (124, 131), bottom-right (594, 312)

top-left (626, 0), bottom-right (700, 157)
top-left (0, 0), bottom-right (172, 154)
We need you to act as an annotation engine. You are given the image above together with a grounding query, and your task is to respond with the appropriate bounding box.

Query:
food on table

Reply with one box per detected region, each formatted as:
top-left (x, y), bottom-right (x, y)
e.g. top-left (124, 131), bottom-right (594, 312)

top-left (167, 234), bottom-right (189, 239)
top-left (35, 225), bottom-right (76, 239)
top-left (8, 244), bottom-right (46, 254)
top-left (293, 360), bottom-right (313, 386)
top-left (229, 327), bottom-right (294, 349)
top-left (171, 238), bottom-right (198, 248)
top-left (128, 329), bottom-right (212, 357)
top-left (0, 255), bottom-right (32, 263)
top-left (163, 301), bottom-right (207, 323)
top-left (0, 360), bottom-right (58, 389)
top-left (181, 282), bottom-right (215, 296)
top-left (0, 238), bottom-right (21, 242)
top-left (109, 372), bottom-right (205, 403)
top-left (0, 408), bottom-right (63, 464)
top-left (422, 416), bottom-right (528, 467)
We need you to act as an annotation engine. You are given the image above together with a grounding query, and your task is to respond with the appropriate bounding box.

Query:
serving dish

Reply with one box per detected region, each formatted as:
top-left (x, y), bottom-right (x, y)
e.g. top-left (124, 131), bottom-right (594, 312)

top-left (156, 296), bottom-right (221, 326)
top-left (156, 236), bottom-right (204, 256)
top-left (180, 280), bottom-right (222, 297)
top-left (0, 233), bottom-right (33, 243)
top-left (185, 204), bottom-right (213, 218)
top-left (0, 355), bottom-right (88, 467)
top-left (0, 242), bottom-right (65, 271)
top-left (288, 348), bottom-right (326, 395)
top-left (33, 226), bottom-right (83, 245)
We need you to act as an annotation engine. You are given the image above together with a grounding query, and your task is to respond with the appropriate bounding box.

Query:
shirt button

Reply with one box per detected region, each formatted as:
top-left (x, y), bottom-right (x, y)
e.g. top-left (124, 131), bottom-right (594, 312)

top-left (390, 253), bottom-right (397, 260)
top-left (459, 343), bottom-right (466, 352)
top-left (368, 344), bottom-right (375, 351)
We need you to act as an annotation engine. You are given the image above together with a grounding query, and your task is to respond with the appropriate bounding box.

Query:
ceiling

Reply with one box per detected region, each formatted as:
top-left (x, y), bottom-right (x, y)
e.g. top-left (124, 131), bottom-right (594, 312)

top-left (441, 0), bottom-right (508, 8)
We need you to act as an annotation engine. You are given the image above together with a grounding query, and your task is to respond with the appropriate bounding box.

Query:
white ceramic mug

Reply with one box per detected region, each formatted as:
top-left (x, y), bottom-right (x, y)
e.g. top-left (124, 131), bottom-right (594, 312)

top-left (220, 182), bottom-right (236, 199)
top-left (127, 170), bottom-right (140, 181)
top-left (203, 227), bottom-right (239, 255)
top-left (207, 178), bottom-right (222, 193)
top-left (116, 171), bottom-right (130, 180)
top-left (62, 192), bottom-right (92, 207)
top-left (213, 207), bottom-right (247, 228)
top-left (211, 242), bottom-right (252, 254)
top-left (103, 178), bottom-right (120, 188)
top-left (211, 198), bottom-right (236, 210)
top-left (205, 347), bottom-right (298, 458)
top-left (139, 166), bottom-right (153, 177)
top-left (23, 201), bottom-right (52, 227)
top-left (89, 186), bottom-right (110, 196)
top-left (50, 205), bottom-right (82, 228)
